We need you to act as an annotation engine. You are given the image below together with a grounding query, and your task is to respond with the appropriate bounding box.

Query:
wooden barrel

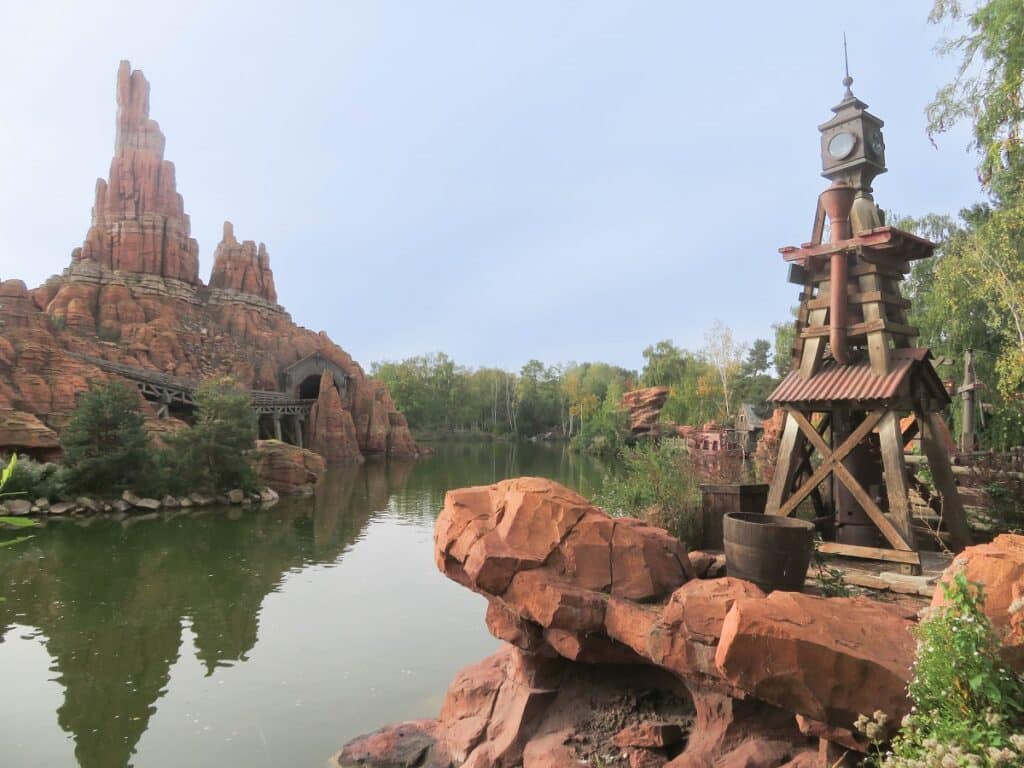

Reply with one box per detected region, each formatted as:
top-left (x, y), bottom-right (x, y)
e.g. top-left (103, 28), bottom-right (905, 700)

top-left (723, 512), bottom-right (815, 592)
top-left (698, 483), bottom-right (769, 550)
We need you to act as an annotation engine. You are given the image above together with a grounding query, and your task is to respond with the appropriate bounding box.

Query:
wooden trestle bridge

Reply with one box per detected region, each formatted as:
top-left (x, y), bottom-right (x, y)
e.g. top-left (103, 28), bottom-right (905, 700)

top-left (75, 354), bottom-right (313, 447)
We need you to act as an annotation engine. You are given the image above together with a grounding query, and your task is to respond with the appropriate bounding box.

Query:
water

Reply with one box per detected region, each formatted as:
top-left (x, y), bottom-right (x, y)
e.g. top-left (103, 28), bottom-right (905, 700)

top-left (0, 442), bottom-right (611, 768)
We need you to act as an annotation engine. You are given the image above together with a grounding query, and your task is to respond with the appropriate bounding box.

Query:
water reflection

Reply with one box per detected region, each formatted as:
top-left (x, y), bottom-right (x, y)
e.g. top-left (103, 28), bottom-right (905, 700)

top-left (0, 442), bottom-right (609, 768)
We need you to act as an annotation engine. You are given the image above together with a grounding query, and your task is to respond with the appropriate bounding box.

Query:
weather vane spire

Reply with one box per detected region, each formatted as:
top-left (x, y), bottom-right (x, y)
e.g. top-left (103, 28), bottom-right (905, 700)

top-left (842, 33), bottom-right (854, 98)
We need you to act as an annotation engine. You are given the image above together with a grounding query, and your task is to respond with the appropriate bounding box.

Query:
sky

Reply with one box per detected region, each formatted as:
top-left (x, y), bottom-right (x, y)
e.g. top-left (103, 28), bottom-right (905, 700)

top-left (0, 1), bottom-right (983, 374)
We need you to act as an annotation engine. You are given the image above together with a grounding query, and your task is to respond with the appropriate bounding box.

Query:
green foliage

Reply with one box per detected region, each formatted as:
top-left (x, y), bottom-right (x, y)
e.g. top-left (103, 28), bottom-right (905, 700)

top-left (811, 538), bottom-right (851, 597)
top-left (928, 0), bottom-right (1024, 198)
top-left (598, 439), bottom-right (702, 544)
top-left (865, 571), bottom-right (1024, 766)
top-left (571, 380), bottom-right (628, 456)
top-left (0, 456), bottom-right (71, 501)
top-left (0, 454), bottom-right (40, 549)
top-left (61, 380), bottom-right (157, 494)
top-left (165, 378), bottom-right (257, 493)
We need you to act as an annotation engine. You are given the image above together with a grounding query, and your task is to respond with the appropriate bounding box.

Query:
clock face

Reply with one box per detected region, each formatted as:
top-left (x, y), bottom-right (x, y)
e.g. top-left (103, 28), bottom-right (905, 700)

top-left (828, 131), bottom-right (857, 160)
top-left (869, 129), bottom-right (884, 156)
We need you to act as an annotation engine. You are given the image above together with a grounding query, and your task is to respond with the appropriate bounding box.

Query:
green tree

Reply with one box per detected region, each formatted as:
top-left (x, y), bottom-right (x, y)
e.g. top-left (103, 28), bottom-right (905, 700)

top-left (61, 380), bottom-right (155, 493)
top-left (928, 0), bottom-right (1024, 198)
top-left (168, 378), bottom-right (257, 493)
top-left (641, 340), bottom-right (688, 387)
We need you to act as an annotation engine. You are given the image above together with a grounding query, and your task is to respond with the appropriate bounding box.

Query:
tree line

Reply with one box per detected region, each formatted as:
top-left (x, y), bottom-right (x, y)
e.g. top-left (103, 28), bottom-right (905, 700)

top-left (371, 320), bottom-right (785, 452)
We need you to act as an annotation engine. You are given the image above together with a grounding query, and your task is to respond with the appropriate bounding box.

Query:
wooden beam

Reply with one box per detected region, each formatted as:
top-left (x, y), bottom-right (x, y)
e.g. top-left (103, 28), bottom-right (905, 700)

top-left (877, 411), bottom-right (916, 550)
top-left (799, 318), bottom-right (919, 340)
top-left (805, 290), bottom-right (911, 311)
top-left (817, 542), bottom-right (921, 566)
top-left (917, 411), bottom-right (973, 551)
top-left (777, 410), bottom-right (885, 517)
top-left (832, 461), bottom-right (913, 551)
top-left (766, 413), bottom-right (807, 514)
top-left (799, 303), bottom-right (830, 379)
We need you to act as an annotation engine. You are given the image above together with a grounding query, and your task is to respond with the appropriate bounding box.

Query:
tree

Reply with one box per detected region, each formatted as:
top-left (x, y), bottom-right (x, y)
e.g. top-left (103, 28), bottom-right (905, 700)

top-left (641, 340), bottom-right (688, 387)
top-left (702, 321), bottom-right (745, 419)
top-left (168, 377), bottom-right (257, 493)
top-left (61, 380), bottom-right (155, 493)
top-left (928, 0), bottom-right (1024, 197)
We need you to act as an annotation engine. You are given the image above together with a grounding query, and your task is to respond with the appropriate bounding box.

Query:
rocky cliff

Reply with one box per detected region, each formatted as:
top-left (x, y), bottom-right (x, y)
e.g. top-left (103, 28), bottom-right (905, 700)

top-left (0, 61), bottom-right (418, 463)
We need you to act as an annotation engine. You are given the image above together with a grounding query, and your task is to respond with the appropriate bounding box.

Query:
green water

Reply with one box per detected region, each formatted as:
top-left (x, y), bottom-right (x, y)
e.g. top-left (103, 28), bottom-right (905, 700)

top-left (0, 442), bottom-right (611, 768)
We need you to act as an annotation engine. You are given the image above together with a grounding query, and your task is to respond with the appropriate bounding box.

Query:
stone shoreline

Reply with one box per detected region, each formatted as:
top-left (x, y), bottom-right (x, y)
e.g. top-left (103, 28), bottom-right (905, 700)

top-left (0, 486), bottom-right (281, 519)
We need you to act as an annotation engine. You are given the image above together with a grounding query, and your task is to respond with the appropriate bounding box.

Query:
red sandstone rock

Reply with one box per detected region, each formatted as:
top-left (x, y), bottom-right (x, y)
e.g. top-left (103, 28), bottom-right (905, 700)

top-left (333, 720), bottom-right (448, 768)
top-left (613, 722), bottom-right (683, 749)
top-left (307, 371), bottom-right (364, 465)
top-left (208, 222), bottom-right (278, 303)
top-left (932, 533), bottom-right (1024, 672)
top-left (0, 62), bottom-right (418, 466)
top-left (251, 440), bottom-right (326, 494)
top-left (0, 409), bottom-right (61, 460)
top-left (76, 61), bottom-right (200, 283)
top-left (622, 386), bottom-right (671, 437)
top-left (436, 478), bottom-right (694, 606)
top-left (650, 577), bottom-right (765, 679)
top-left (715, 592), bottom-right (916, 730)
top-left (521, 729), bottom-right (578, 768)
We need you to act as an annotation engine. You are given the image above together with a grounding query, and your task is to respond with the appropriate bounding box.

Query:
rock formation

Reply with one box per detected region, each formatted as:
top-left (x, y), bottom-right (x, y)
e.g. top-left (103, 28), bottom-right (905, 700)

top-left (0, 61), bottom-right (418, 464)
top-left (251, 440), bottom-right (326, 495)
top-left (75, 60), bottom-right (200, 283)
top-left (335, 478), bottom-right (959, 767)
top-left (208, 222), bottom-right (277, 303)
top-left (621, 386), bottom-right (670, 437)
top-left (308, 371), bottom-right (363, 465)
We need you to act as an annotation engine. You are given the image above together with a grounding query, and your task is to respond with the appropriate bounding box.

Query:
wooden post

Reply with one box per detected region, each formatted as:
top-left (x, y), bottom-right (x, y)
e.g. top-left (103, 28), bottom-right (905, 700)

top-left (918, 411), bottom-right (973, 551)
top-left (877, 411), bottom-right (916, 556)
top-left (273, 414), bottom-right (283, 441)
top-left (961, 348), bottom-right (977, 453)
top-left (766, 413), bottom-right (806, 514)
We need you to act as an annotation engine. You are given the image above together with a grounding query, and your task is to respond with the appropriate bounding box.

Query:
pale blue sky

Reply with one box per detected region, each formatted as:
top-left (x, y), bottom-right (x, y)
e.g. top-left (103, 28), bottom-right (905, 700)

top-left (0, 1), bottom-right (980, 372)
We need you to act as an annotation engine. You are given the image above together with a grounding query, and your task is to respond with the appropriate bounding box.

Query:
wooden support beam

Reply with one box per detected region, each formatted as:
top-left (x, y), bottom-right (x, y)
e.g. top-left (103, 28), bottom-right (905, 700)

top-left (917, 411), bottom-right (973, 551)
top-left (799, 303), bottom-right (829, 379)
top-left (877, 411), bottom-right (916, 550)
top-left (805, 290), bottom-right (911, 311)
top-left (777, 409), bottom-right (885, 517)
top-left (832, 461), bottom-right (913, 552)
top-left (799, 318), bottom-right (918, 340)
top-left (817, 542), bottom-right (921, 566)
top-left (765, 413), bottom-right (807, 515)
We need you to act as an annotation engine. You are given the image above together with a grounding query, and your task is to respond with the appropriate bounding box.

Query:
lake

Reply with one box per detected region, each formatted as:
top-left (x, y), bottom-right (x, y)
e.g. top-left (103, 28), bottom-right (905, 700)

top-left (0, 442), bottom-right (611, 768)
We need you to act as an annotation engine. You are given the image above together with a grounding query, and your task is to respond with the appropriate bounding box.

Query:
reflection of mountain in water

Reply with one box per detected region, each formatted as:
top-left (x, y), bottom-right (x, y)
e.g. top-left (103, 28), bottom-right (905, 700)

top-left (0, 458), bottom-right (414, 768)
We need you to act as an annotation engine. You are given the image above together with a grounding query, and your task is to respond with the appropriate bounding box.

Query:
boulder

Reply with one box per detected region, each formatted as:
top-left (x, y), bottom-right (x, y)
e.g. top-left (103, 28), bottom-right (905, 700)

top-left (75, 497), bottom-right (102, 513)
top-left (613, 722), bottom-right (683, 749)
top-left (226, 489), bottom-right (245, 504)
top-left (132, 497), bottom-right (161, 511)
top-left (932, 533), bottom-right (1024, 672)
top-left (715, 592), bottom-right (916, 730)
top-left (251, 440), bottom-right (326, 494)
top-left (189, 493), bottom-right (214, 506)
top-left (49, 501), bottom-right (76, 515)
top-left (3, 499), bottom-right (32, 516)
top-left (160, 495), bottom-right (179, 508)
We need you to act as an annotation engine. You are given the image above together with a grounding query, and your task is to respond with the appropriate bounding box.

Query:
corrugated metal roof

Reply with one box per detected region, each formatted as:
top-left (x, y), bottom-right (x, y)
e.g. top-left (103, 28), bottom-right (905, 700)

top-left (770, 348), bottom-right (930, 404)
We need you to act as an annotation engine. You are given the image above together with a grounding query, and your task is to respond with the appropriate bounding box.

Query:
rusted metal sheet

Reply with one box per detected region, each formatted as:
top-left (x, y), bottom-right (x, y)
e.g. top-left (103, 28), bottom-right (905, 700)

top-left (770, 348), bottom-right (931, 404)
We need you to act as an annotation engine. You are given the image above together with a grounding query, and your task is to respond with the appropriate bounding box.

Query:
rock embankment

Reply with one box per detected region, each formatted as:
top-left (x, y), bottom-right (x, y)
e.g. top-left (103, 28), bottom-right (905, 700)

top-left (335, 478), bottom-right (1024, 768)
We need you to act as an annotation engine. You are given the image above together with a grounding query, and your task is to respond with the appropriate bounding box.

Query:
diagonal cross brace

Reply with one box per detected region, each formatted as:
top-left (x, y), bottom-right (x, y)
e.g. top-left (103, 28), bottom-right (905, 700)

top-left (778, 407), bottom-right (913, 552)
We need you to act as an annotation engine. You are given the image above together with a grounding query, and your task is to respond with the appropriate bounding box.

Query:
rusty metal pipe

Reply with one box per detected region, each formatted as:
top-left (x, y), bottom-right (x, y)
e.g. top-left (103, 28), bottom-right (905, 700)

top-left (820, 182), bottom-right (856, 365)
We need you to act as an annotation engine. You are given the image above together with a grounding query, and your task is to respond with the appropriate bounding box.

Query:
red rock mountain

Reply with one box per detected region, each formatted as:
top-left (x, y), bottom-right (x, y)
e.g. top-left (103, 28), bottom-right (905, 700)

top-left (0, 61), bottom-right (418, 463)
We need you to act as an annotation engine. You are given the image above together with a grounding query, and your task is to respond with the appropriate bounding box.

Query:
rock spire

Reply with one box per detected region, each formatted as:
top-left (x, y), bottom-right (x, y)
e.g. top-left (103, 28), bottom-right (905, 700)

top-left (73, 60), bottom-right (200, 283)
top-left (208, 222), bottom-right (278, 303)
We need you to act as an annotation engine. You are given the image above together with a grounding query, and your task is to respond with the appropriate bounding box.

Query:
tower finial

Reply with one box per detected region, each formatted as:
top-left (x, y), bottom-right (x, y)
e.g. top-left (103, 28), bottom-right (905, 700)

top-left (842, 33), bottom-right (854, 98)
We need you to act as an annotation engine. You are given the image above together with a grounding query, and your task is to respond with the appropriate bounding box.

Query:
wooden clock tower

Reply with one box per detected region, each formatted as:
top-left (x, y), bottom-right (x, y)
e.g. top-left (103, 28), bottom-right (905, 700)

top-left (764, 73), bottom-right (971, 572)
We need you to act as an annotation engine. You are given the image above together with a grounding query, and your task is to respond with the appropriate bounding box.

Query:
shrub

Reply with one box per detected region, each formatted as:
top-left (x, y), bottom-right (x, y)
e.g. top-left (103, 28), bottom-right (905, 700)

top-left (861, 571), bottom-right (1024, 766)
top-left (1, 455), bottom-right (40, 548)
top-left (0, 455), bottom-right (71, 501)
top-left (598, 438), bottom-right (702, 544)
top-left (165, 377), bottom-right (257, 493)
top-left (61, 380), bottom-right (159, 494)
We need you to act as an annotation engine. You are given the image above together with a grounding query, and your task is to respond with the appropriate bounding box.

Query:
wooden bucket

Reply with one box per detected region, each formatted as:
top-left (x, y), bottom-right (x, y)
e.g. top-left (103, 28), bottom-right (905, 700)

top-left (723, 512), bottom-right (815, 592)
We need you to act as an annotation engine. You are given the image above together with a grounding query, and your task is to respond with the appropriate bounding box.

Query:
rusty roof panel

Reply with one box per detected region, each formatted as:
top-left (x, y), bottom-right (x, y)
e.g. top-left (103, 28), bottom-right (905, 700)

top-left (770, 348), bottom-right (933, 404)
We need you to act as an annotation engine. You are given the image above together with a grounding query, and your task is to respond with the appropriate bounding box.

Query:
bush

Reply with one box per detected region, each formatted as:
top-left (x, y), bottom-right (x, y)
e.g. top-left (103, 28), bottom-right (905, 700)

top-left (165, 377), bottom-right (257, 493)
top-left (61, 380), bottom-right (159, 494)
top-left (0, 456), bottom-right (71, 501)
top-left (597, 438), bottom-right (702, 544)
top-left (571, 384), bottom-right (629, 457)
top-left (860, 571), bottom-right (1024, 766)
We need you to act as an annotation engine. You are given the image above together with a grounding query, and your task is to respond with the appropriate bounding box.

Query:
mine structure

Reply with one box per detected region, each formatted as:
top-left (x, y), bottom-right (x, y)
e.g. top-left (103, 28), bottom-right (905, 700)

top-left (764, 70), bottom-right (971, 573)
